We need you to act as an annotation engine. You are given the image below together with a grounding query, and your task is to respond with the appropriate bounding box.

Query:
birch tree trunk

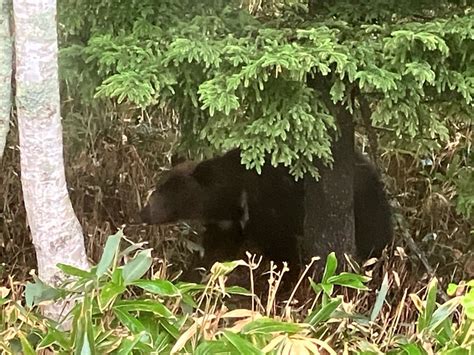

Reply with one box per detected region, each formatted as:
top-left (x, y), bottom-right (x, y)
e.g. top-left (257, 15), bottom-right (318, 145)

top-left (0, 0), bottom-right (12, 159)
top-left (13, 0), bottom-right (89, 321)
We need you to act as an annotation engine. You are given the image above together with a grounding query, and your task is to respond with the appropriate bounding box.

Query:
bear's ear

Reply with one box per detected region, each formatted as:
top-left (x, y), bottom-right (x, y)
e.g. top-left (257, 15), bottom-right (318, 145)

top-left (173, 161), bottom-right (198, 175)
top-left (191, 160), bottom-right (215, 186)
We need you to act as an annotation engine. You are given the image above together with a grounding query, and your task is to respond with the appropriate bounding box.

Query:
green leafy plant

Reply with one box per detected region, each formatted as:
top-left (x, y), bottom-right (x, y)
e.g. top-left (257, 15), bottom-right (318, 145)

top-left (1, 231), bottom-right (473, 353)
top-left (395, 278), bottom-right (474, 354)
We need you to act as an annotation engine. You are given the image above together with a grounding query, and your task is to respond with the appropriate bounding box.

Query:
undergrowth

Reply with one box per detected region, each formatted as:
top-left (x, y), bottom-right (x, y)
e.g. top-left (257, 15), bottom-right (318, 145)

top-left (0, 230), bottom-right (473, 354)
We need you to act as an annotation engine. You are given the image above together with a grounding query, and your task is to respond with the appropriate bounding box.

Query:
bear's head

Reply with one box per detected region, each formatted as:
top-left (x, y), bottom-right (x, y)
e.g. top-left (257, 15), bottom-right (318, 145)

top-left (139, 161), bottom-right (204, 224)
top-left (139, 151), bottom-right (248, 227)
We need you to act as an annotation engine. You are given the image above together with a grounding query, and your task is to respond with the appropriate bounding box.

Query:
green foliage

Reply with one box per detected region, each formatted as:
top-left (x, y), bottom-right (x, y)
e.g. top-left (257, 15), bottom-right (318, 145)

top-left (415, 143), bottom-right (474, 219)
top-left (1, 232), bottom-right (473, 353)
top-left (57, 0), bottom-right (473, 181)
top-left (407, 278), bottom-right (474, 353)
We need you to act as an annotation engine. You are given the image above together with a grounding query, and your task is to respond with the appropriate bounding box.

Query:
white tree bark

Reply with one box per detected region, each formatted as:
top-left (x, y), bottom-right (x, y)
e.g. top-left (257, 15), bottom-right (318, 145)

top-left (13, 0), bottom-right (89, 321)
top-left (0, 0), bottom-right (12, 159)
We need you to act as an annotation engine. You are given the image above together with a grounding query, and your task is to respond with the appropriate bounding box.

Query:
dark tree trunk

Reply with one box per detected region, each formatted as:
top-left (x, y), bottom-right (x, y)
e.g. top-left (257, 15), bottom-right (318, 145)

top-left (302, 104), bottom-right (356, 271)
top-left (303, 0), bottom-right (357, 272)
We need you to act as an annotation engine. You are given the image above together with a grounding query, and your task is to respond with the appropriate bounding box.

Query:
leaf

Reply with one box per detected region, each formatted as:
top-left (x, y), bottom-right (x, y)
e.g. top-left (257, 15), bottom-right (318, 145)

top-left (461, 288), bottom-right (474, 319)
top-left (114, 308), bottom-right (147, 334)
top-left (116, 332), bottom-right (151, 355)
top-left (322, 252), bottom-right (337, 284)
top-left (261, 334), bottom-right (286, 353)
top-left (73, 295), bottom-right (96, 355)
top-left (18, 333), bottom-right (36, 355)
top-left (194, 339), bottom-right (232, 355)
top-left (418, 277), bottom-right (438, 331)
top-left (225, 286), bottom-right (253, 296)
top-left (329, 80), bottom-right (345, 103)
top-left (242, 317), bottom-right (304, 335)
top-left (175, 282), bottom-right (208, 293)
top-left (153, 332), bottom-right (173, 354)
top-left (446, 283), bottom-right (458, 297)
top-left (403, 61), bottom-right (435, 85)
top-left (170, 321), bottom-right (198, 354)
top-left (57, 264), bottom-right (93, 279)
top-left (399, 342), bottom-right (426, 355)
top-left (114, 299), bottom-right (174, 319)
top-left (222, 331), bottom-right (263, 355)
top-left (122, 249), bottom-right (153, 284)
top-left (210, 260), bottom-right (247, 277)
top-left (410, 292), bottom-right (424, 312)
top-left (38, 328), bottom-right (71, 350)
top-left (321, 283), bottom-right (334, 296)
top-left (181, 293), bottom-right (198, 308)
top-left (96, 230), bottom-right (123, 277)
top-left (111, 268), bottom-right (124, 285)
top-left (25, 280), bottom-right (62, 307)
top-left (371, 273), bottom-right (390, 322)
top-left (119, 241), bottom-right (149, 259)
top-left (428, 297), bottom-right (462, 330)
top-left (306, 297), bottom-right (342, 326)
top-left (98, 282), bottom-right (126, 311)
top-left (440, 347), bottom-right (470, 355)
top-left (131, 279), bottom-right (180, 297)
top-left (327, 272), bottom-right (370, 290)
top-left (309, 278), bottom-right (322, 294)
top-left (159, 319), bottom-right (180, 339)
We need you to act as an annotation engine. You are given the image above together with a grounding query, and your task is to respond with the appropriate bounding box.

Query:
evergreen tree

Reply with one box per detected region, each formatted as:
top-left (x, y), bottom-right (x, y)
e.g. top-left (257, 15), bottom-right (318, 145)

top-left (57, 0), bottom-right (473, 263)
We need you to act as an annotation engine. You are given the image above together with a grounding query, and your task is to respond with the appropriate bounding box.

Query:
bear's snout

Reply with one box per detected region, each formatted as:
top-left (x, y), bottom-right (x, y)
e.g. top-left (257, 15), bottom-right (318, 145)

top-left (139, 199), bottom-right (172, 225)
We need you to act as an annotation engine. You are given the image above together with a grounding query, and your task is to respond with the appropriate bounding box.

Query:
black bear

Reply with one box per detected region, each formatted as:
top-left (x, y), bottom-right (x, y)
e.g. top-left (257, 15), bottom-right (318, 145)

top-left (353, 156), bottom-right (394, 259)
top-left (139, 148), bottom-right (393, 277)
top-left (139, 151), bottom-right (252, 273)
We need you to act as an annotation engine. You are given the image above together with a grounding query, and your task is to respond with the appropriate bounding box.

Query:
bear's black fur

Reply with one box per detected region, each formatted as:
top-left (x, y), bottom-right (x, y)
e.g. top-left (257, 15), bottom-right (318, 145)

top-left (139, 148), bottom-right (393, 278)
top-left (353, 156), bottom-right (393, 259)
